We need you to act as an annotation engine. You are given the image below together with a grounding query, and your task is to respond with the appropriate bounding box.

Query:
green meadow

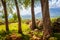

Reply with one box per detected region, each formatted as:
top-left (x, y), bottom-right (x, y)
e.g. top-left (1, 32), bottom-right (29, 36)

top-left (0, 23), bottom-right (30, 33)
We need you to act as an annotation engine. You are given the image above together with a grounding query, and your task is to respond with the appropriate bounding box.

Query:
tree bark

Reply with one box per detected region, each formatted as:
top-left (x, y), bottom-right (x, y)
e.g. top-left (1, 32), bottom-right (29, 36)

top-left (40, 0), bottom-right (52, 40)
top-left (31, 0), bottom-right (36, 30)
top-left (1, 0), bottom-right (9, 32)
top-left (14, 0), bottom-right (22, 33)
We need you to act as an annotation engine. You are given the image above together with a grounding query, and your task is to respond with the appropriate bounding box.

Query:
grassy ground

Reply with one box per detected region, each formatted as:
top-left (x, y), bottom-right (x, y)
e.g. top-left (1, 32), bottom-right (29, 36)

top-left (0, 23), bottom-right (30, 34)
top-left (0, 18), bottom-right (58, 33)
top-left (0, 18), bottom-right (60, 40)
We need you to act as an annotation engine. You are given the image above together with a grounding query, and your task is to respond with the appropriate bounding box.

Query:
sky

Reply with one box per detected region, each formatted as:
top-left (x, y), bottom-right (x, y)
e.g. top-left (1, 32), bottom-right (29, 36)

top-left (0, 0), bottom-right (60, 18)
top-left (16, 0), bottom-right (60, 16)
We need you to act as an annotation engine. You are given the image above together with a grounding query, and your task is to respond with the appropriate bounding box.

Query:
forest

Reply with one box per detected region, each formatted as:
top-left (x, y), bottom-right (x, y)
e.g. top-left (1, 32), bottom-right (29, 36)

top-left (0, 0), bottom-right (60, 40)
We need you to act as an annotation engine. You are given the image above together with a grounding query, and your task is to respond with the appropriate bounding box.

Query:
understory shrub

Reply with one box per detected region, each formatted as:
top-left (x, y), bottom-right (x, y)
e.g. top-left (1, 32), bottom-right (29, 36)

top-left (49, 37), bottom-right (57, 40)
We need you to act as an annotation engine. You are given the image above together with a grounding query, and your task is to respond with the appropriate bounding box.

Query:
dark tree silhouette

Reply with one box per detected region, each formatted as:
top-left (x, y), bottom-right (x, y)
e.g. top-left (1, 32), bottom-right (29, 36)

top-left (31, 0), bottom-right (36, 30)
top-left (1, 0), bottom-right (9, 32)
top-left (40, 0), bottom-right (52, 40)
top-left (14, 0), bottom-right (22, 33)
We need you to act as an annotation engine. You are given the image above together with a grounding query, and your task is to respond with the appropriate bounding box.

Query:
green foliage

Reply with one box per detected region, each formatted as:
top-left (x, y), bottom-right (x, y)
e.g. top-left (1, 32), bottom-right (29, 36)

top-left (49, 37), bottom-right (57, 40)
top-left (13, 13), bottom-right (18, 22)
top-left (52, 18), bottom-right (60, 33)
top-left (6, 0), bottom-right (15, 14)
top-left (2, 14), bottom-right (5, 18)
top-left (0, 30), bottom-right (6, 37)
top-left (22, 35), bottom-right (30, 40)
top-left (53, 33), bottom-right (60, 40)
top-left (51, 18), bottom-right (57, 23)
top-left (23, 0), bottom-right (31, 8)
top-left (8, 18), bottom-right (14, 23)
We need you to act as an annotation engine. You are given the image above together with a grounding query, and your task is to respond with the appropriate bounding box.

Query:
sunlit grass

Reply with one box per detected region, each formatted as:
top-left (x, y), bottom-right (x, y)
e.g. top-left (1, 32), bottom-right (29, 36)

top-left (9, 23), bottom-right (18, 31)
top-left (0, 23), bottom-right (30, 33)
top-left (0, 25), bottom-right (6, 31)
top-left (0, 18), bottom-right (58, 31)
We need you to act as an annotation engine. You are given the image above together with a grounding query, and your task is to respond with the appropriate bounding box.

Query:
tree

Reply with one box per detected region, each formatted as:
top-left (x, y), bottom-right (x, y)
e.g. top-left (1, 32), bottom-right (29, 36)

top-left (1, 0), bottom-right (9, 32)
top-left (13, 13), bottom-right (18, 22)
top-left (31, 0), bottom-right (36, 30)
top-left (6, 0), bottom-right (15, 14)
top-left (23, 0), bottom-right (40, 30)
top-left (40, 0), bottom-right (52, 40)
top-left (14, 0), bottom-right (22, 33)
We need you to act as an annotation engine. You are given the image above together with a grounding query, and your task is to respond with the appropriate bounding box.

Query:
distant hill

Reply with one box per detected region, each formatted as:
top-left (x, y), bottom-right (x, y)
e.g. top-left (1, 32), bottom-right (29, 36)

top-left (21, 14), bottom-right (31, 19)
top-left (21, 12), bottom-right (60, 19)
top-left (21, 8), bottom-right (60, 19)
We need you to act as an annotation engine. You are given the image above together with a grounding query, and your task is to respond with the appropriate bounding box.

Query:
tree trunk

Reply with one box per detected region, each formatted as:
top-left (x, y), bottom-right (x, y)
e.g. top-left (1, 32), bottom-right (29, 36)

top-left (31, 0), bottom-right (36, 30)
top-left (14, 0), bottom-right (22, 33)
top-left (1, 0), bottom-right (9, 32)
top-left (40, 0), bottom-right (52, 40)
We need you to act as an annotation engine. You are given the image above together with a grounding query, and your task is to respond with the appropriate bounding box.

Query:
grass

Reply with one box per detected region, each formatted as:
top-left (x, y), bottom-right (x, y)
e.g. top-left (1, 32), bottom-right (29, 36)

top-left (0, 25), bottom-right (6, 31)
top-left (0, 18), bottom-right (58, 33)
top-left (0, 18), bottom-right (60, 40)
top-left (0, 23), bottom-right (30, 34)
top-left (0, 18), bottom-right (59, 32)
top-left (0, 22), bottom-right (31, 40)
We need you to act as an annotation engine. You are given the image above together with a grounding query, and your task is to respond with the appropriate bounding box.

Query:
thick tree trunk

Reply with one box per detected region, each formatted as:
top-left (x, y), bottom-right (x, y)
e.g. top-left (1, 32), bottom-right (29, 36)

top-left (31, 0), bottom-right (36, 30)
top-left (1, 0), bottom-right (9, 32)
top-left (14, 0), bottom-right (22, 33)
top-left (40, 0), bottom-right (52, 40)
